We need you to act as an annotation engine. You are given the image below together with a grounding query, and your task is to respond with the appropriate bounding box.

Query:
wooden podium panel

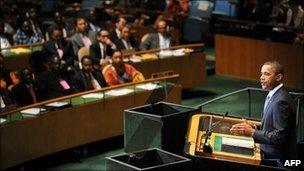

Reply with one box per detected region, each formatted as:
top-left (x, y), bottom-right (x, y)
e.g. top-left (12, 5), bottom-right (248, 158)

top-left (186, 114), bottom-right (261, 166)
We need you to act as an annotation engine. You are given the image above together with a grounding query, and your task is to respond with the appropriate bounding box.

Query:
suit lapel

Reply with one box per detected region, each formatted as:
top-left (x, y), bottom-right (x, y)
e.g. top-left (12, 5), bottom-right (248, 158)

top-left (261, 87), bottom-right (283, 125)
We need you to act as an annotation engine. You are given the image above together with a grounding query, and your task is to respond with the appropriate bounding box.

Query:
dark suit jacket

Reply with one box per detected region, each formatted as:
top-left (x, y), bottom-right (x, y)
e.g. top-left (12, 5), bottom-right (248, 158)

top-left (114, 37), bottom-right (138, 51)
top-left (89, 42), bottom-right (114, 65)
top-left (70, 30), bottom-right (97, 56)
top-left (36, 71), bottom-right (71, 100)
top-left (42, 39), bottom-right (76, 66)
top-left (109, 29), bottom-right (119, 42)
top-left (70, 70), bottom-right (107, 93)
top-left (253, 86), bottom-right (297, 159)
top-left (0, 88), bottom-right (15, 107)
top-left (140, 33), bottom-right (175, 50)
top-left (0, 69), bottom-right (12, 86)
top-left (11, 82), bottom-right (39, 107)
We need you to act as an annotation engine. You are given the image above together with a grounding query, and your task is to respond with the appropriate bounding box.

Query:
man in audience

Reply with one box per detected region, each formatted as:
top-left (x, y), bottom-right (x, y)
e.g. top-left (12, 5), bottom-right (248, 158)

top-left (15, 20), bottom-right (42, 45)
top-left (114, 26), bottom-right (138, 51)
top-left (90, 29), bottom-right (116, 69)
top-left (109, 16), bottom-right (127, 42)
top-left (12, 68), bottom-right (39, 107)
top-left (87, 9), bottom-right (102, 33)
top-left (71, 56), bottom-right (106, 92)
top-left (0, 75), bottom-right (15, 110)
top-left (269, 0), bottom-right (288, 24)
top-left (230, 61), bottom-right (296, 167)
top-left (140, 20), bottom-right (175, 50)
top-left (0, 20), bottom-right (13, 49)
top-left (26, 7), bottom-right (44, 42)
top-left (285, 0), bottom-right (304, 29)
top-left (102, 50), bottom-right (144, 86)
top-left (36, 57), bottom-right (71, 100)
top-left (70, 17), bottom-right (97, 56)
top-left (0, 53), bottom-right (12, 86)
top-left (42, 26), bottom-right (76, 67)
top-left (45, 11), bottom-right (74, 40)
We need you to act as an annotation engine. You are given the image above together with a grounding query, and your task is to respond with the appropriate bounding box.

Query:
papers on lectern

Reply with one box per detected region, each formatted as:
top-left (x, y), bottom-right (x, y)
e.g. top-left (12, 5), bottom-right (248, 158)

top-left (222, 137), bottom-right (254, 149)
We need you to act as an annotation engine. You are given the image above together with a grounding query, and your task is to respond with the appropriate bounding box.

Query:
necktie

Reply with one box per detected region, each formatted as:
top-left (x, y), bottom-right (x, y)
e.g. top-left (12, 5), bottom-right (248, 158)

top-left (263, 95), bottom-right (271, 113)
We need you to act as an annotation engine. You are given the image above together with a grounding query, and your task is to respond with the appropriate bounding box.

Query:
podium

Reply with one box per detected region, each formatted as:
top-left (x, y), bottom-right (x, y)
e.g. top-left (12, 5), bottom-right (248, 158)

top-left (185, 114), bottom-right (261, 166)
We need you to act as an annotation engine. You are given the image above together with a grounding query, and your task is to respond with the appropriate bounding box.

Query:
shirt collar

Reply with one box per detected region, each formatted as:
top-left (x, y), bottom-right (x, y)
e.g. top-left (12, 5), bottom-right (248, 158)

top-left (267, 83), bottom-right (283, 98)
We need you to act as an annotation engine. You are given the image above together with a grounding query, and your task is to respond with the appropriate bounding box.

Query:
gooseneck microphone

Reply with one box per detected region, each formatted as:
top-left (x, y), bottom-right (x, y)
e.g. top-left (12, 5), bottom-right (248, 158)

top-left (202, 112), bottom-right (229, 153)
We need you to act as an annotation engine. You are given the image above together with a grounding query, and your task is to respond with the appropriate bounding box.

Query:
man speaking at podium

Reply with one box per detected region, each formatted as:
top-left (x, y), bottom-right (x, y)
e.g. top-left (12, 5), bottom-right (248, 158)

top-left (230, 61), bottom-right (297, 165)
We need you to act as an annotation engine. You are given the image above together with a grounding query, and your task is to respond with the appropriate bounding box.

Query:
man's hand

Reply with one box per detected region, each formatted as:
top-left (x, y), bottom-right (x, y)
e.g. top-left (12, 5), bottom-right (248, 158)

top-left (230, 120), bottom-right (256, 137)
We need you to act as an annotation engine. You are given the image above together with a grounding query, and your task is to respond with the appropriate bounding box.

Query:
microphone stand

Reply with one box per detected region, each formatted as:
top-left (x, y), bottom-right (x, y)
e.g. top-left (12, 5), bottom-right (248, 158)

top-left (201, 112), bottom-right (229, 153)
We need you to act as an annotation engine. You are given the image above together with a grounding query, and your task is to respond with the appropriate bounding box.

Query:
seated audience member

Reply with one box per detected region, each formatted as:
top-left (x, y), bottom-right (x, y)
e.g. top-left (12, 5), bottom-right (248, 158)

top-left (238, 0), bottom-right (272, 22)
top-left (114, 26), bottom-right (138, 51)
top-left (45, 11), bottom-right (74, 40)
top-left (0, 53), bottom-right (12, 86)
top-left (102, 50), bottom-right (144, 86)
top-left (87, 9), bottom-right (102, 32)
top-left (285, 0), bottom-right (304, 29)
top-left (70, 17), bottom-right (97, 56)
top-left (109, 16), bottom-right (127, 42)
top-left (166, 0), bottom-right (189, 15)
top-left (0, 76), bottom-right (15, 110)
top-left (269, 0), bottom-right (288, 24)
top-left (71, 56), bottom-right (106, 92)
top-left (15, 20), bottom-right (43, 45)
top-left (36, 57), bottom-right (72, 100)
top-left (140, 20), bottom-right (175, 50)
top-left (90, 29), bottom-right (116, 68)
top-left (12, 68), bottom-right (39, 107)
top-left (0, 20), bottom-right (13, 49)
top-left (42, 26), bottom-right (76, 66)
top-left (25, 7), bottom-right (45, 42)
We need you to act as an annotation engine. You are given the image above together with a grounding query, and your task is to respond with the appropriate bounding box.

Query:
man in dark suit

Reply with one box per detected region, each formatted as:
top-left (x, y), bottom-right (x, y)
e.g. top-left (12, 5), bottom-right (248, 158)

top-left (12, 68), bottom-right (39, 107)
top-left (70, 17), bottom-right (97, 56)
top-left (114, 26), bottom-right (138, 51)
top-left (42, 26), bottom-right (76, 67)
top-left (0, 76), bottom-right (15, 110)
top-left (109, 16), bottom-right (127, 42)
top-left (140, 20), bottom-right (175, 50)
top-left (36, 57), bottom-right (71, 100)
top-left (90, 29), bottom-right (116, 69)
top-left (71, 56), bottom-right (106, 92)
top-left (0, 53), bottom-right (12, 86)
top-left (231, 61), bottom-right (297, 163)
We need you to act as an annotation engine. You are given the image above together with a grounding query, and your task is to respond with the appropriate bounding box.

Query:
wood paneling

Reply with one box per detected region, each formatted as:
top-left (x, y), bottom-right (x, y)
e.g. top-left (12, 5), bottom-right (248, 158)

top-left (0, 85), bottom-right (181, 170)
top-left (216, 34), bottom-right (304, 89)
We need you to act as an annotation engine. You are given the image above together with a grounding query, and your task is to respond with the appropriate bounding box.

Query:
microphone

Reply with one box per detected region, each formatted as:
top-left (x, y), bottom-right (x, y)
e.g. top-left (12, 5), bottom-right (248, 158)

top-left (201, 112), bottom-right (229, 153)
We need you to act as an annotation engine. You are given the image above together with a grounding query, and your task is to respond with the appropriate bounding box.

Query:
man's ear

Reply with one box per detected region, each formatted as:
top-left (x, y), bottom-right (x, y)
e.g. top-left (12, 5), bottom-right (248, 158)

top-left (277, 74), bottom-right (283, 82)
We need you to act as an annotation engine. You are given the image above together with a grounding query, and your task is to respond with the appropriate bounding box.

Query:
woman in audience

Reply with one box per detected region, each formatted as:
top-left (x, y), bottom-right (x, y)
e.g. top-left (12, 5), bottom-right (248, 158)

top-left (102, 50), bottom-right (144, 86)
